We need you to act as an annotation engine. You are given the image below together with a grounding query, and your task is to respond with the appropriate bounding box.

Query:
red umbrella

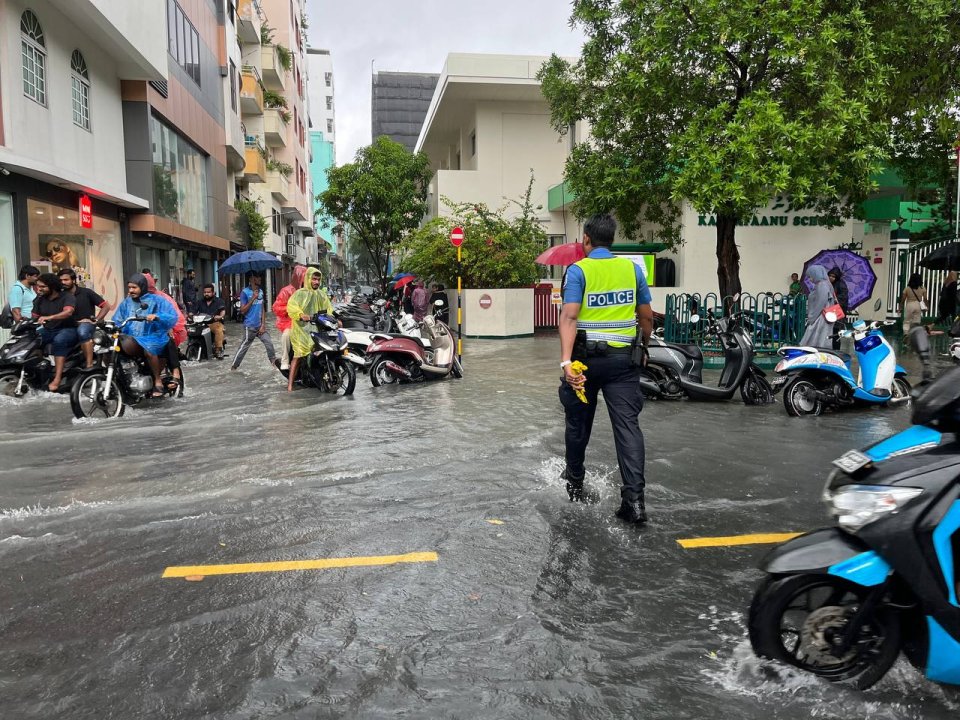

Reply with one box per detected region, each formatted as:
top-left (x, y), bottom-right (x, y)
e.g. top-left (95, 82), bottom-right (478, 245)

top-left (536, 243), bottom-right (586, 266)
top-left (393, 275), bottom-right (416, 289)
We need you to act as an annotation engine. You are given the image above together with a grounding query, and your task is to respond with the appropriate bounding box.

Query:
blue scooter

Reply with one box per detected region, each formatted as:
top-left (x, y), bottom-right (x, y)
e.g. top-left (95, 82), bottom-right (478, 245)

top-left (772, 316), bottom-right (911, 416)
top-left (749, 368), bottom-right (960, 689)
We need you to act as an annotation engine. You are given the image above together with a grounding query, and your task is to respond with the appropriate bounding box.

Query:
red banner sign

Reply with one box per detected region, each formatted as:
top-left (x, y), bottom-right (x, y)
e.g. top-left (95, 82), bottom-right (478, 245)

top-left (79, 194), bottom-right (93, 229)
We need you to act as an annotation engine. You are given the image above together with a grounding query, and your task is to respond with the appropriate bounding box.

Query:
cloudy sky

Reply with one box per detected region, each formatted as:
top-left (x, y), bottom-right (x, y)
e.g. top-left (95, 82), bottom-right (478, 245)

top-left (306, 0), bottom-right (586, 166)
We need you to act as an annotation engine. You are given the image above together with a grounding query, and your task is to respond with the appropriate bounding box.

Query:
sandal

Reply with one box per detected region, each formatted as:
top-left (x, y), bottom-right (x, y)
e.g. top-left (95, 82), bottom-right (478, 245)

top-left (164, 377), bottom-right (181, 393)
top-left (147, 385), bottom-right (165, 398)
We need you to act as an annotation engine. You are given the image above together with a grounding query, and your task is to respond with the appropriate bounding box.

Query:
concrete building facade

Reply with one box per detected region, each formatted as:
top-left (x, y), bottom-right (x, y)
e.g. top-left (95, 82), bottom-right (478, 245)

top-left (0, 0), bottom-right (166, 314)
top-left (416, 53), bottom-right (904, 318)
top-left (372, 70), bottom-right (438, 153)
top-left (306, 48), bottom-right (335, 150)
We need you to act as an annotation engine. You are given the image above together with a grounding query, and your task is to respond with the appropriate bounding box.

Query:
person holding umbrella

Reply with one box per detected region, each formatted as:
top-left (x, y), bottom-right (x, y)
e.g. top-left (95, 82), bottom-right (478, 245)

top-left (827, 266), bottom-right (849, 350)
top-left (231, 271), bottom-right (280, 372)
top-left (799, 265), bottom-right (836, 348)
top-left (938, 271), bottom-right (958, 325)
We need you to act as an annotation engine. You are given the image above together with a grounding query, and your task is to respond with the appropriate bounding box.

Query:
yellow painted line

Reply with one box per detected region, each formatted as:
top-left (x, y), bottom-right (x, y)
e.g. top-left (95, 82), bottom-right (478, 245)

top-left (161, 551), bottom-right (438, 579)
top-left (677, 532), bottom-right (803, 549)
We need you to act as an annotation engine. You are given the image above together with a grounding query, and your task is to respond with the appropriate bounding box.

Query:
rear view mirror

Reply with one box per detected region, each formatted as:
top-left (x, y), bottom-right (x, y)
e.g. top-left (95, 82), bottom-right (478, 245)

top-left (732, 293), bottom-right (741, 302)
top-left (874, 299), bottom-right (882, 312)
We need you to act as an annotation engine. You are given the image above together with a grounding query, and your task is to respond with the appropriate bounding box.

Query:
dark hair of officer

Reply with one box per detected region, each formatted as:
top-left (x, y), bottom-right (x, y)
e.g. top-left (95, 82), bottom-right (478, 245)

top-left (58, 267), bottom-right (77, 280)
top-left (583, 214), bottom-right (616, 247)
top-left (37, 273), bottom-right (63, 293)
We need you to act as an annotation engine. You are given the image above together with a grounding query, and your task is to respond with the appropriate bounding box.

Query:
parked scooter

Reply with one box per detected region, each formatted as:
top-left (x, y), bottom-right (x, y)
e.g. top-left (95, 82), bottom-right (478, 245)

top-left (366, 301), bottom-right (463, 386)
top-left (0, 320), bottom-right (87, 396)
top-left (183, 313), bottom-right (226, 361)
top-left (773, 315), bottom-right (910, 416)
top-left (749, 367), bottom-right (960, 689)
top-left (640, 309), bottom-right (773, 404)
top-left (339, 316), bottom-right (429, 372)
top-left (69, 312), bottom-right (184, 419)
top-left (290, 313), bottom-right (356, 395)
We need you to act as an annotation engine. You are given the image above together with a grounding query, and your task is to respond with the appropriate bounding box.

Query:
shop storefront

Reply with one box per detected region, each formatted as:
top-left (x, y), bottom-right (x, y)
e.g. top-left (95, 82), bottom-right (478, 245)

top-left (26, 198), bottom-right (125, 308)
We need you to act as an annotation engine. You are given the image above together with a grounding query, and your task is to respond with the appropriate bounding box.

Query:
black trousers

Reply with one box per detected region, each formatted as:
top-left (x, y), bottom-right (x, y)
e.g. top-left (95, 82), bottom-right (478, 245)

top-left (558, 352), bottom-right (646, 502)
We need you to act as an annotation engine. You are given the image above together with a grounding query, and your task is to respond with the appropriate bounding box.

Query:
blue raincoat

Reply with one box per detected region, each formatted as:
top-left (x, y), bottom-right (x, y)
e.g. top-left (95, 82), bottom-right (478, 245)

top-left (112, 274), bottom-right (178, 355)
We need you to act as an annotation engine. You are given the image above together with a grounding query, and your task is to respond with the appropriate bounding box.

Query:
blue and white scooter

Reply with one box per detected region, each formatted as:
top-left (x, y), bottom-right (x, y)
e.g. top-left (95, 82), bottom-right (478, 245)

top-left (772, 314), bottom-right (911, 416)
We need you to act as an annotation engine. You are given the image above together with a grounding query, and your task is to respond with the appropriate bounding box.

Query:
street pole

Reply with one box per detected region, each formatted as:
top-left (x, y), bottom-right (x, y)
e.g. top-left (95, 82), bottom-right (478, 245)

top-left (457, 244), bottom-right (463, 362)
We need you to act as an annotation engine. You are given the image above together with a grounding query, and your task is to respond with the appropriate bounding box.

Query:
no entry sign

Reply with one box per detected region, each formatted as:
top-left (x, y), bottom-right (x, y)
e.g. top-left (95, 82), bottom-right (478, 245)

top-left (450, 226), bottom-right (464, 247)
top-left (479, 293), bottom-right (492, 309)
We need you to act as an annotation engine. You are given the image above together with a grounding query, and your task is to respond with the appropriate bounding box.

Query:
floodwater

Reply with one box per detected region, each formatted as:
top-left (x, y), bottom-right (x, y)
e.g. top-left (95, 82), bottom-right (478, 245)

top-left (0, 329), bottom-right (957, 719)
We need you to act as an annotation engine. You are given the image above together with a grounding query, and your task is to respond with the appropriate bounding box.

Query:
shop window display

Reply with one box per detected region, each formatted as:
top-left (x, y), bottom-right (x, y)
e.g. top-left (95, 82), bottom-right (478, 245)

top-left (27, 199), bottom-right (124, 308)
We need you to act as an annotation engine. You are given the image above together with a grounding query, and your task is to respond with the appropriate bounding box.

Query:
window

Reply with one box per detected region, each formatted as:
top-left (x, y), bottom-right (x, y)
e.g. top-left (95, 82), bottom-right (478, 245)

top-left (20, 10), bottom-right (46, 105)
top-left (166, 0), bottom-right (201, 87)
top-left (229, 60), bottom-right (237, 111)
top-left (272, 210), bottom-right (282, 235)
top-left (70, 50), bottom-right (91, 130)
top-left (325, 96), bottom-right (332, 111)
top-left (150, 114), bottom-right (209, 232)
top-left (326, 119), bottom-right (333, 135)
top-left (325, 72), bottom-right (332, 87)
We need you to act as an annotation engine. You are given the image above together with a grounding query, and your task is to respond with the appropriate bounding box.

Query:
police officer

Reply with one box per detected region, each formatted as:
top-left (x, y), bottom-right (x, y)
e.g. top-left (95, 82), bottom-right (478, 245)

top-left (558, 213), bottom-right (653, 524)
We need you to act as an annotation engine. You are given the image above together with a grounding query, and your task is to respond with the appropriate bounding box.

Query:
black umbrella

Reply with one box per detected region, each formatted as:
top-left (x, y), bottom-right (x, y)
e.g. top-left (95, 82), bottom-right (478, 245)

top-left (919, 242), bottom-right (960, 271)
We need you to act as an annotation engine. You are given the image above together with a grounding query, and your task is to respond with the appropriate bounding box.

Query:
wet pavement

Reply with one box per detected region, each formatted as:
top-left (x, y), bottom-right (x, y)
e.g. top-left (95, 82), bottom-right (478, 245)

top-left (1, 327), bottom-right (958, 719)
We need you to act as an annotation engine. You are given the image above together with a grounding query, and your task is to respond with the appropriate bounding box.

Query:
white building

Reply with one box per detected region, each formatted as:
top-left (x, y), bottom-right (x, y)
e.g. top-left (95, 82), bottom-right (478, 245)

top-left (306, 48), bottom-right (335, 150)
top-left (415, 53), bottom-right (892, 317)
top-left (0, 0), bottom-right (166, 314)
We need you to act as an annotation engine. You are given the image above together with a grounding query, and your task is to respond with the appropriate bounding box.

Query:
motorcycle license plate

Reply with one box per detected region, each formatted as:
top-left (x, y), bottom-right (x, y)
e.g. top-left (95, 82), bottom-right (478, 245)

top-left (832, 449), bottom-right (873, 474)
top-left (771, 376), bottom-right (788, 388)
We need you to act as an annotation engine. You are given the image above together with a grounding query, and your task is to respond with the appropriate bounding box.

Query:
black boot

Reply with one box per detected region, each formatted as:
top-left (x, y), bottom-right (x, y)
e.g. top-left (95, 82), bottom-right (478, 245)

top-left (615, 498), bottom-right (647, 525)
top-left (562, 467), bottom-right (585, 502)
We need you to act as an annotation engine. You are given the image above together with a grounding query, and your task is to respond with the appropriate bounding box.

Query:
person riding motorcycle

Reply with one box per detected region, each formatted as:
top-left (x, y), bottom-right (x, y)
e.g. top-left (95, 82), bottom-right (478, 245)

top-left (111, 273), bottom-right (178, 398)
top-left (285, 267), bottom-right (333, 392)
top-left (145, 272), bottom-right (186, 391)
top-left (272, 264), bottom-right (307, 372)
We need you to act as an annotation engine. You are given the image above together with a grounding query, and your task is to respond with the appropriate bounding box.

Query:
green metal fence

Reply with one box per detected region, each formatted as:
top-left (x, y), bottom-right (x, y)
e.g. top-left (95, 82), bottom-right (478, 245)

top-left (664, 292), bottom-right (808, 354)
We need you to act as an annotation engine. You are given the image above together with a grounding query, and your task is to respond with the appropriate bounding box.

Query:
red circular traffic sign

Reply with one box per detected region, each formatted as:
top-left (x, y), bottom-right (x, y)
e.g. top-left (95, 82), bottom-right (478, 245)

top-left (450, 226), bottom-right (464, 247)
top-left (479, 294), bottom-right (492, 309)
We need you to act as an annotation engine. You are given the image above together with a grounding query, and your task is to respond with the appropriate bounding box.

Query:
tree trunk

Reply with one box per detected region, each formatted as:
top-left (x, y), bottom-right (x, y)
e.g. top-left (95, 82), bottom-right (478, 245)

top-left (715, 212), bottom-right (742, 303)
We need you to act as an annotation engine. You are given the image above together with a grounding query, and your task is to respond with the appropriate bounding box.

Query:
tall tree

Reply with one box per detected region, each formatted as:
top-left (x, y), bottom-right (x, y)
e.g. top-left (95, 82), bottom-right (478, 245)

top-left (539, 0), bottom-right (960, 298)
top-left (317, 137), bottom-right (432, 293)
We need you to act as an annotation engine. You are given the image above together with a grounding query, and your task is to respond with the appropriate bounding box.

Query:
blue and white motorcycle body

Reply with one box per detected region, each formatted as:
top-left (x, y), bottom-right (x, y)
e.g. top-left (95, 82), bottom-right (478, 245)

top-left (749, 368), bottom-right (960, 689)
top-left (772, 319), bottom-right (911, 416)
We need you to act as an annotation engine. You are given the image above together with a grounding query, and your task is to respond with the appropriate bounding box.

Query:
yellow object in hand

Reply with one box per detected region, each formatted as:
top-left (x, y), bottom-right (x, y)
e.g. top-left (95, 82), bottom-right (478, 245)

top-left (570, 360), bottom-right (589, 404)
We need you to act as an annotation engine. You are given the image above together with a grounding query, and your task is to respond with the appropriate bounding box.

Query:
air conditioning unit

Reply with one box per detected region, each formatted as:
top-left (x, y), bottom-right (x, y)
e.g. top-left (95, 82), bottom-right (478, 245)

top-left (285, 233), bottom-right (296, 254)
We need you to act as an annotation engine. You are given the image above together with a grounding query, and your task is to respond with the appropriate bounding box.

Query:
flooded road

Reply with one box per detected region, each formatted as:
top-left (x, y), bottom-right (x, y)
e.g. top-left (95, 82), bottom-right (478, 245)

top-left (0, 330), bottom-right (957, 719)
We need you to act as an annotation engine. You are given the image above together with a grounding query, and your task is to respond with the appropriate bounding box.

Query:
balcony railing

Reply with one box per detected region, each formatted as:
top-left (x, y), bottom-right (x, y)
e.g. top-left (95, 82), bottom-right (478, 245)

top-left (240, 66), bottom-right (263, 116)
top-left (243, 136), bottom-right (266, 183)
top-left (263, 108), bottom-right (288, 147)
top-left (261, 44), bottom-right (286, 91)
top-left (236, 0), bottom-right (264, 45)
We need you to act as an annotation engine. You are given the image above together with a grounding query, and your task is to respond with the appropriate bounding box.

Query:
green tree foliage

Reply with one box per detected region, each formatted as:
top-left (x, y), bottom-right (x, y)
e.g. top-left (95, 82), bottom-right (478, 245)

top-left (317, 137), bottom-right (432, 293)
top-left (399, 175), bottom-right (547, 288)
top-left (234, 199), bottom-right (268, 250)
top-left (539, 0), bottom-right (960, 298)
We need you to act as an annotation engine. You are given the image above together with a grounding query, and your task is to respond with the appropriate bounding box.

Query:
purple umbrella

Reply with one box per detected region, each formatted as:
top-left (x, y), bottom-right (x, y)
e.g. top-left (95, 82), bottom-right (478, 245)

top-left (801, 249), bottom-right (877, 309)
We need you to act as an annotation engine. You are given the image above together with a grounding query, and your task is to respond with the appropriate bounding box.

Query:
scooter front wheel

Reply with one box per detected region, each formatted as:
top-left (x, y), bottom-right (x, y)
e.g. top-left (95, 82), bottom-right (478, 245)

top-left (783, 378), bottom-right (823, 416)
top-left (748, 573), bottom-right (901, 690)
top-left (740, 373), bottom-right (772, 405)
top-left (891, 377), bottom-right (911, 403)
top-left (0, 372), bottom-right (25, 397)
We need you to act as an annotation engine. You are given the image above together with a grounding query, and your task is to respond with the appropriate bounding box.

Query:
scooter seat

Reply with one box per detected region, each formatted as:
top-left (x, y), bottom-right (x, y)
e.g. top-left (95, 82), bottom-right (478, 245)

top-left (673, 344), bottom-right (703, 360)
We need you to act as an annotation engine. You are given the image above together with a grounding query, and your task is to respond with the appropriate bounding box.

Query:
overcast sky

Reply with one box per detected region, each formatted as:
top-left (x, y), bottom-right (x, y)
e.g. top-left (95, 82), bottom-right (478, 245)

top-left (306, 0), bottom-right (586, 166)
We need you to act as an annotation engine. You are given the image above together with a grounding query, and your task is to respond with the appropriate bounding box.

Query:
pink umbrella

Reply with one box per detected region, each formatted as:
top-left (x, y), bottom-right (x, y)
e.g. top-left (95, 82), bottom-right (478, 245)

top-left (393, 275), bottom-right (416, 289)
top-left (536, 243), bottom-right (586, 266)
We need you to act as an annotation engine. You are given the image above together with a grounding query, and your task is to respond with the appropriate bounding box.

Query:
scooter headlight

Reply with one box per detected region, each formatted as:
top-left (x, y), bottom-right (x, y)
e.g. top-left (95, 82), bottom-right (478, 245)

top-left (827, 485), bottom-right (923, 532)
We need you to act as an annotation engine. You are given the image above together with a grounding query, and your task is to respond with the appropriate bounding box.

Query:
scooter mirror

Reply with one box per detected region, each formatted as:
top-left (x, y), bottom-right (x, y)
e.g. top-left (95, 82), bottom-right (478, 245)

top-left (824, 311), bottom-right (838, 323)
top-left (690, 314), bottom-right (701, 323)
top-left (874, 298), bottom-right (883, 312)
top-left (731, 293), bottom-right (741, 302)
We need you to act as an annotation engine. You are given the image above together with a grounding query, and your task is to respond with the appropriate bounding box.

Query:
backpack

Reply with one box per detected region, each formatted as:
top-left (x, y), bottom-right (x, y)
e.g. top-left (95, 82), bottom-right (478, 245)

top-left (0, 302), bottom-right (13, 329)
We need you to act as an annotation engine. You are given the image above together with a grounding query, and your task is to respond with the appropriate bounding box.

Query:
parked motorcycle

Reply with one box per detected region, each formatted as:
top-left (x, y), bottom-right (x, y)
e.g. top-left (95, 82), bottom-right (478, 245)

top-left (69, 312), bottom-right (184, 419)
top-left (749, 367), bottom-right (960, 689)
top-left (0, 320), bottom-right (87, 397)
top-left (640, 310), bottom-right (772, 404)
top-left (291, 313), bottom-right (356, 395)
top-left (366, 301), bottom-right (462, 386)
top-left (773, 316), bottom-right (910, 416)
top-left (183, 313), bottom-right (225, 361)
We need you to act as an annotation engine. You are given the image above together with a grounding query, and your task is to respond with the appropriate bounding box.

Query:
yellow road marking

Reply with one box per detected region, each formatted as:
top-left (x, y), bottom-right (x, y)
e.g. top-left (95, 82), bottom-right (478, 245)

top-left (677, 533), bottom-right (803, 549)
top-left (161, 551), bottom-right (439, 578)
